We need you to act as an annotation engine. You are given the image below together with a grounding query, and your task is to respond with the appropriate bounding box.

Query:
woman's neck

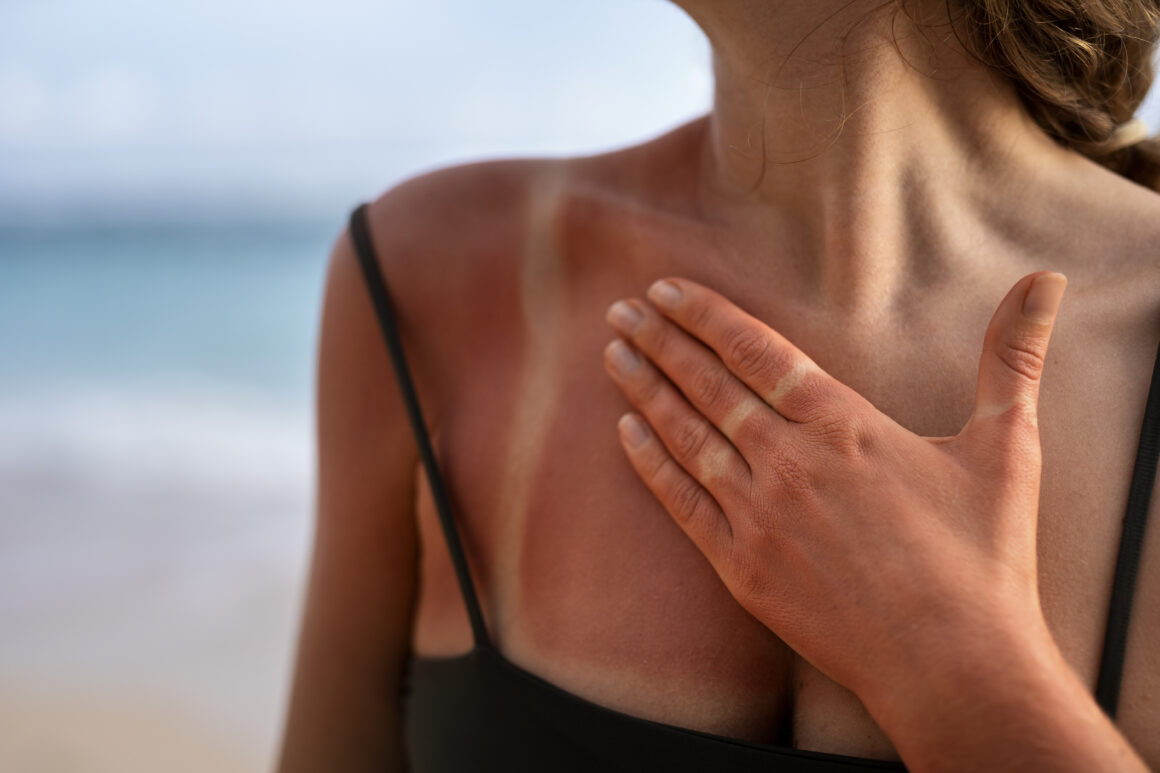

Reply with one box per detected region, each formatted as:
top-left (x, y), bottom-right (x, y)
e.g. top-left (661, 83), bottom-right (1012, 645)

top-left (670, 0), bottom-right (1080, 320)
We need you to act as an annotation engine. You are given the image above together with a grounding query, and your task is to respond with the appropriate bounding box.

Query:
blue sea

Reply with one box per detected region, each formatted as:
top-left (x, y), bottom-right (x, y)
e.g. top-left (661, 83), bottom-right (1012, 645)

top-left (0, 219), bottom-right (340, 770)
top-left (0, 220), bottom-right (334, 396)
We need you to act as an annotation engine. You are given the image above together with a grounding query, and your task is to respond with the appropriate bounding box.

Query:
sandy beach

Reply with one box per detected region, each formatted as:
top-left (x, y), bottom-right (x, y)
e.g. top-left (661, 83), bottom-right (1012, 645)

top-left (0, 687), bottom-right (264, 773)
top-left (0, 384), bottom-right (315, 773)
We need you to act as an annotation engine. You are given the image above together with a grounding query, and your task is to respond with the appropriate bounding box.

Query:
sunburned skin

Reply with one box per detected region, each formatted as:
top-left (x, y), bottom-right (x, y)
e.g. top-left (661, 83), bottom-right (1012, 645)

top-left (719, 399), bottom-right (759, 441)
top-left (399, 116), bottom-right (1160, 764)
top-left (491, 163), bottom-right (572, 633)
top-left (970, 395), bottom-right (1039, 427)
top-left (282, 2), bottom-right (1160, 765)
top-left (763, 358), bottom-right (822, 418)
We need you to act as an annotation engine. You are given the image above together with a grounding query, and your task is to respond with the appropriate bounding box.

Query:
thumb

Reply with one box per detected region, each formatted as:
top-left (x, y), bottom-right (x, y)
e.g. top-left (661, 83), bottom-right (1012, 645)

top-left (965, 271), bottom-right (1068, 439)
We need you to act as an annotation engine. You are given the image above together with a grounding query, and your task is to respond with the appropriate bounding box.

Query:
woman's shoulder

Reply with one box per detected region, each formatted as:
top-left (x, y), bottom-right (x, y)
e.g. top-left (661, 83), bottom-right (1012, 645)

top-left (1015, 156), bottom-right (1160, 345)
top-left (349, 156), bottom-right (582, 415)
top-left (357, 117), bottom-right (703, 267)
top-left (351, 133), bottom-right (683, 332)
top-left (355, 115), bottom-right (705, 287)
top-left (359, 156), bottom-right (549, 297)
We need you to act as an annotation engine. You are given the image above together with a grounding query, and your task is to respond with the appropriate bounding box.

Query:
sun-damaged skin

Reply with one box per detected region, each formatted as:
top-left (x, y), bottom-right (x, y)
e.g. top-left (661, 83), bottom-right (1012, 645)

top-left (278, 0), bottom-right (1160, 767)
top-left (602, 273), bottom-right (1149, 772)
top-left (277, 136), bottom-right (1160, 771)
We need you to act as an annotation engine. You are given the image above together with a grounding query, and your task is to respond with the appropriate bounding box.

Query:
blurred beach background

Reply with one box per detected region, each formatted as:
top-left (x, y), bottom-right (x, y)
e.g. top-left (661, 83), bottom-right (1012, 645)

top-left (0, 1), bottom-right (713, 770)
top-left (1, 1), bottom-right (1158, 771)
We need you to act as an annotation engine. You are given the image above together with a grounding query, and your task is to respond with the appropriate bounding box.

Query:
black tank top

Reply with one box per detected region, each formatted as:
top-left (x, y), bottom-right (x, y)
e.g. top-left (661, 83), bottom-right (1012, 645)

top-left (348, 201), bottom-right (1158, 771)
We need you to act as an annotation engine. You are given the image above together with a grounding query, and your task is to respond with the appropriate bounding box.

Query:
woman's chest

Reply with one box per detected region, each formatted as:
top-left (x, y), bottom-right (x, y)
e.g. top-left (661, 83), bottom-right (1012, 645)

top-left (415, 235), bottom-right (1160, 763)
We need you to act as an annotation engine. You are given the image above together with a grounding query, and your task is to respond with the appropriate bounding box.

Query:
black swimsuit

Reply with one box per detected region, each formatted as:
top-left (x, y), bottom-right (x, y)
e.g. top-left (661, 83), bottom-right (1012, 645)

top-left (349, 202), bottom-right (1157, 771)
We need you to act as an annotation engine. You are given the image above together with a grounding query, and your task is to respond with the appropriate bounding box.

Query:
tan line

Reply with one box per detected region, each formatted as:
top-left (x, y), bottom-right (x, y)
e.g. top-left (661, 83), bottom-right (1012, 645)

top-left (696, 443), bottom-right (736, 486)
top-left (973, 394), bottom-right (1037, 427)
top-left (493, 162), bottom-right (570, 629)
top-left (719, 399), bottom-right (760, 441)
top-left (762, 357), bottom-right (818, 411)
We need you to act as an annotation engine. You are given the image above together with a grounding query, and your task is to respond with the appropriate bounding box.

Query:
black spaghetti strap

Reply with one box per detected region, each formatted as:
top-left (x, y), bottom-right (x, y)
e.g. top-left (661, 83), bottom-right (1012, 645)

top-left (1094, 331), bottom-right (1160, 718)
top-left (348, 202), bottom-right (492, 648)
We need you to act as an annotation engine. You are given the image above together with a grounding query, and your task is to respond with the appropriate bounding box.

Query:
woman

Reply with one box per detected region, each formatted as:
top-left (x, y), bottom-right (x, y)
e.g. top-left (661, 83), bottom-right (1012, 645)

top-left (277, 0), bottom-right (1160, 770)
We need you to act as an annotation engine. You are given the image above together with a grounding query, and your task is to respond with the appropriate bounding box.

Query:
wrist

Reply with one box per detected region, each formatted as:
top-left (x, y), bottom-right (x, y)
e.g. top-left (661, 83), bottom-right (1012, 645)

top-left (872, 615), bottom-right (1055, 715)
top-left (851, 594), bottom-right (1053, 717)
top-left (858, 614), bottom-right (1144, 772)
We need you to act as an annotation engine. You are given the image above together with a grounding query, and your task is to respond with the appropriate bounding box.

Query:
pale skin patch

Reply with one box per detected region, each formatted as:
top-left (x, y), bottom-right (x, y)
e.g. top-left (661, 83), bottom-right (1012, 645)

top-left (695, 442), bottom-right (736, 488)
top-left (493, 163), bottom-right (571, 621)
top-left (719, 399), bottom-right (762, 442)
top-left (761, 357), bottom-right (821, 413)
top-left (974, 394), bottom-right (1038, 427)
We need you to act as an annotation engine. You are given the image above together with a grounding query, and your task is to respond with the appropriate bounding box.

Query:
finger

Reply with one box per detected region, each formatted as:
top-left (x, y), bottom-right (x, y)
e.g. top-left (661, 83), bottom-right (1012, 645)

top-left (965, 271), bottom-right (1066, 441)
top-left (604, 338), bottom-right (753, 503)
top-left (615, 411), bottom-right (734, 557)
top-left (642, 277), bottom-right (856, 425)
top-left (605, 297), bottom-right (784, 456)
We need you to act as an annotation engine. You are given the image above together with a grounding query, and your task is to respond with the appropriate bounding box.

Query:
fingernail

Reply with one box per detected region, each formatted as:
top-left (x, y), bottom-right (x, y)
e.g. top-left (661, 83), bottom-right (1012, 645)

top-left (1022, 272), bottom-right (1067, 323)
top-left (607, 300), bottom-right (644, 334)
top-left (647, 280), bottom-right (682, 309)
top-left (618, 413), bottom-right (649, 448)
top-left (606, 339), bottom-right (641, 377)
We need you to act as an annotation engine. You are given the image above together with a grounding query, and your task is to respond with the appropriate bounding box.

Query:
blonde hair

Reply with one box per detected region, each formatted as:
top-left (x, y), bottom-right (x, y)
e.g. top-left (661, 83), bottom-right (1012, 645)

top-left (950, 0), bottom-right (1160, 190)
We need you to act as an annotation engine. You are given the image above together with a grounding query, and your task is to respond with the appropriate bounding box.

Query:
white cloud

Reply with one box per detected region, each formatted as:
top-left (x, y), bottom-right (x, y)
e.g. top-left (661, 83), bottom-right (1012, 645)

top-left (176, 72), bottom-right (262, 145)
top-left (69, 66), bottom-right (155, 144)
top-left (0, 0), bottom-right (710, 212)
top-left (0, 67), bottom-right (50, 141)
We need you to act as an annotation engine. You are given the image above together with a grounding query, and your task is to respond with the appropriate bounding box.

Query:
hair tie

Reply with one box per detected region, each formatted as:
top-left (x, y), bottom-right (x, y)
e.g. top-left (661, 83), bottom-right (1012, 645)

top-left (1106, 117), bottom-right (1150, 151)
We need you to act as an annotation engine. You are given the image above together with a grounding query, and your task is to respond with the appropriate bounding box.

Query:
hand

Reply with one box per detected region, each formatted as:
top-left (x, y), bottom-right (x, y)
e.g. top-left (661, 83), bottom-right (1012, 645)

top-left (601, 272), bottom-right (1068, 710)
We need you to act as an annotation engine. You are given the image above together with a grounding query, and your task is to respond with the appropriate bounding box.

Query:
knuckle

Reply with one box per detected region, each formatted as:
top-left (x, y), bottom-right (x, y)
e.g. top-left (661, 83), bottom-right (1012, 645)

top-left (996, 334), bottom-right (1047, 383)
top-left (635, 367), bottom-right (666, 404)
top-left (729, 406), bottom-right (770, 451)
top-left (672, 417), bottom-right (712, 461)
top-left (724, 327), bottom-right (774, 380)
top-left (644, 447), bottom-right (674, 482)
top-left (670, 475), bottom-right (708, 520)
top-left (850, 414), bottom-right (879, 458)
top-left (646, 321), bottom-right (674, 359)
top-left (807, 406), bottom-right (876, 461)
top-left (689, 361), bottom-right (731, 407)
top-left (788, 373), bottom-right (831, 423)
top-left (687, 296), bottom-right (716, 332)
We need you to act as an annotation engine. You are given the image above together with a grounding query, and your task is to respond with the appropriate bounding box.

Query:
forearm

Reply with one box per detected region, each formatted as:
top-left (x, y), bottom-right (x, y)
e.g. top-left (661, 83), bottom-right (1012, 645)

top-left (863, 619), bottom-right (1147, 773)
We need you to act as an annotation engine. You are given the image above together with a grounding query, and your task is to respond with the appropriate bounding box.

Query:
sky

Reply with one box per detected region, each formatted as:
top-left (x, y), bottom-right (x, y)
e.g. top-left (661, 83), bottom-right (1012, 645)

top-left (1, 0), bottom-right (1158, 224)
top-left (0, 0), bottom-right (712, 223)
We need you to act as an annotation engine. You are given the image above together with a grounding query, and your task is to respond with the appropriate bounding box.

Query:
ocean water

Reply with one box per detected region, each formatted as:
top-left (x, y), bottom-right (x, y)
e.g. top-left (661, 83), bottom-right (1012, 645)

top-left (0, 219), bottom-right (338, 770)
